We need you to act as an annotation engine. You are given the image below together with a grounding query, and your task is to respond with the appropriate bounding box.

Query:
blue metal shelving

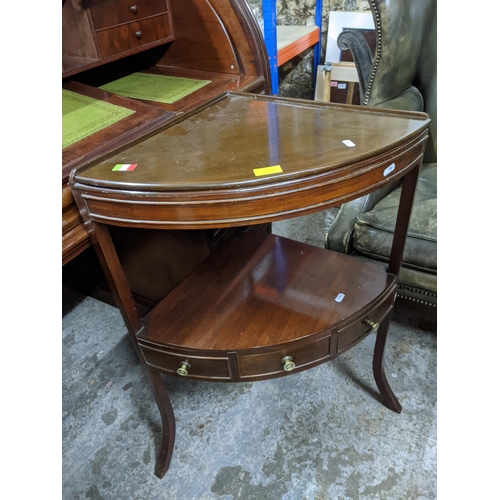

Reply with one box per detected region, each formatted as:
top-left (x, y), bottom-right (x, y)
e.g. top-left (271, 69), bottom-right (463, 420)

top-left (262, 0), bottom-right (323, 95)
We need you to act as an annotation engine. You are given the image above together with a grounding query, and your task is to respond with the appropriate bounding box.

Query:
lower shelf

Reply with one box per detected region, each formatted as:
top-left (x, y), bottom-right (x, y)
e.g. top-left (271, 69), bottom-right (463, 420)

top-left (138, 230), bottom-right (397, 381)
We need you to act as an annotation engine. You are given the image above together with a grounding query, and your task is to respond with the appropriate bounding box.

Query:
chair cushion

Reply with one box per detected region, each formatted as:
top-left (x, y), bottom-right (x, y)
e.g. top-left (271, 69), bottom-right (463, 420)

top-left (352, 163), bottom-right (436, 273)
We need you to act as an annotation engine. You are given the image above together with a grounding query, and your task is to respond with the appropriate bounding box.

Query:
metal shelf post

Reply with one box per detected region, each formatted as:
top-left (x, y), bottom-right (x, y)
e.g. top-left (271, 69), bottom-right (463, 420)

top-left (262, 0), bottom-right (322, 96)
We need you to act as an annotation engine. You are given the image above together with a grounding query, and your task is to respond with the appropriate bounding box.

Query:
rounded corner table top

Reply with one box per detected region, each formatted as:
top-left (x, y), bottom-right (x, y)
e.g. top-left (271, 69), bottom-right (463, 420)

top-left (73, 91), bottom-right (431, 192)
top-left (71, 92), bottom-right (431, 230)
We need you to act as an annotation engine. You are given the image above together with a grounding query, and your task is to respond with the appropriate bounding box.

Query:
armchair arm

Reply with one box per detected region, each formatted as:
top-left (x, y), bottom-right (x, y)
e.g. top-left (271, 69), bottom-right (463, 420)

top-left (325, 181), bottom-right (401, 254)
top-left (328, 28), bottom-right (426, 255)
top-left (336, 29), bottom-right (373, 103)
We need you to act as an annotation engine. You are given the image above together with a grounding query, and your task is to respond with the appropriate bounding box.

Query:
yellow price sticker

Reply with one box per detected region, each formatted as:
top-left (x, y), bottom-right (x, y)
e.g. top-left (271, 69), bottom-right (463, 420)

top-left (253, 165), bottom-right (283, 177)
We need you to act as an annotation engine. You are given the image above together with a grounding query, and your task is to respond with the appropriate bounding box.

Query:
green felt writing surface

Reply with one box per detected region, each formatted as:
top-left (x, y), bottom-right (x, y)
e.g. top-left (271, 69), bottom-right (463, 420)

top-left (62, 90), bottom-right (135, 149)
top-left (99, 73), bottom-right (211, 104)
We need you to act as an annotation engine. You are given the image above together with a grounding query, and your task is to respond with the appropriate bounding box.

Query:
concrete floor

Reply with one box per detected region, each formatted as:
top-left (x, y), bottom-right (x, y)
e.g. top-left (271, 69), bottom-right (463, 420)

top-left (62, 209), bottom-right (437, 499)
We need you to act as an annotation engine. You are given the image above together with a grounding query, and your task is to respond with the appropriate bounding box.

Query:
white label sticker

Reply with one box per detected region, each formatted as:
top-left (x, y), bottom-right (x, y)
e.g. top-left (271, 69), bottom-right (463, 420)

top-left (335, 293), bottom-right (345, 303)
top-left (338, 83), bottom-right (347, 89)
top-left (342, 140), bottom-right (356, 147)
top-left (383, 163), bottom-right (396, 176)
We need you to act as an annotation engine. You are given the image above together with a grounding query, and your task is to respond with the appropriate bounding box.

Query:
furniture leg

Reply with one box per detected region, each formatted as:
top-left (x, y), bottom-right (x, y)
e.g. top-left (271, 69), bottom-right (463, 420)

top-left (372, 310), bottom-right (402, 413)
top-left (88, 223), bottom-right (177, 475)
top-left (387, 163), bottom-right (421, 276)
top-left (144, 369), bottom-right (176, 478)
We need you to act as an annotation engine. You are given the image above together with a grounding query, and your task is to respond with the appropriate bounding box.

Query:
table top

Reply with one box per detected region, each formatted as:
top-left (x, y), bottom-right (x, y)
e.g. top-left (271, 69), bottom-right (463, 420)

top-left (74, 91), bottom-right (430, 192)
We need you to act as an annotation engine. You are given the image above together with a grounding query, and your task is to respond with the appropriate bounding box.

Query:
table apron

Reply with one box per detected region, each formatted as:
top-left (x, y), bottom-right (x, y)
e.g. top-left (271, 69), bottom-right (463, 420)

top-left (75, 135), bottom-right (427, 230)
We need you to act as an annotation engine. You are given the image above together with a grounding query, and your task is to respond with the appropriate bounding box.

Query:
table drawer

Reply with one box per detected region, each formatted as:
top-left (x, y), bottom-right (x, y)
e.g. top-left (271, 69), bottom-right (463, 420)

top-left (140, 345), bottom-right (231, 380)
top-left (337, 288), bottom-right (396, 352)
top-left (89, 0), bottom-right (168, 30)
top-left (96, 14), bottom-right (173, 59)
top-left (238, 335), bottom-right (331, 380)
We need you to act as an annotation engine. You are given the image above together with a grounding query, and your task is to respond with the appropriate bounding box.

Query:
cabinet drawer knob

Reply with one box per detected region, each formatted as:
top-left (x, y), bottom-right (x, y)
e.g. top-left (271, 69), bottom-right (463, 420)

top-left (130, 5), bottom-right (137, 13)
top-left (135, 31), bottom-right (142, 39)
top-left (281, 356), bottom-right (296, 372)
top-left (365, 319), bottom-right (380, 331)
top-left (176, 361), bottom-right (191, 376)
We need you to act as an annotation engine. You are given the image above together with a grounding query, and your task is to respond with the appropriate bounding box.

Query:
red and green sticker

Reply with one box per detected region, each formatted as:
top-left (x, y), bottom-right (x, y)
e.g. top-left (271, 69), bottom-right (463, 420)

top-left (112, 163), bottom-right (137, 171)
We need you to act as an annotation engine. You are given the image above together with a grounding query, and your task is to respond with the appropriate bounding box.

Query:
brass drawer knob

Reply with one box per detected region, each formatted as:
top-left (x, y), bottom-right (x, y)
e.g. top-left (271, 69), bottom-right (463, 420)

top-left (135, 31), bottom-right (142, 39)
top-left (130, 5), bottom-right (137, 13)
top-left (176, 361), bottom-right (191, 376)
top-left (365, 319), bottom-right (380, 331)
top-left (281, 356), bottom-right (296, 372)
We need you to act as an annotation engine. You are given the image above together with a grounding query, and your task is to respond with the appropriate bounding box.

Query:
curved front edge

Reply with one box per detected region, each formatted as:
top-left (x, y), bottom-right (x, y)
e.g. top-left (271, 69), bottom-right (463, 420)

top-left (72, 133), bottom-right (427, 231)
top-left (137, 278), bottom-right (398, 382)
top-left (131, 231), bottom-right (399, 383)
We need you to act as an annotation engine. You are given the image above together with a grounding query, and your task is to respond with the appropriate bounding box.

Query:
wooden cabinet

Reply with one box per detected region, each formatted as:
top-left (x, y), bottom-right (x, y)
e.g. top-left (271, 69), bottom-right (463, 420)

top-left (95, 14), bottom-right (173, 58)
top-left (90, 0), bottom-right (173, 61)
top-left (88, 0), bottom-right (169, 30)
top-left (62, 0), bottom-right (174, 77)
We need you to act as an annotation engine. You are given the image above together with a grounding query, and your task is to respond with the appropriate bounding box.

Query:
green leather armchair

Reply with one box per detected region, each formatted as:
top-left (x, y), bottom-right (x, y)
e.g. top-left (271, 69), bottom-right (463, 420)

top-left (325, 0), bottom-right (437, 307)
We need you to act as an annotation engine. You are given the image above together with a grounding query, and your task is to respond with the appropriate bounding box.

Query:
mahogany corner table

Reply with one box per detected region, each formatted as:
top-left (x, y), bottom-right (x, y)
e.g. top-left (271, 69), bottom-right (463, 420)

top-left (69, 91), bottom-right (430, 478)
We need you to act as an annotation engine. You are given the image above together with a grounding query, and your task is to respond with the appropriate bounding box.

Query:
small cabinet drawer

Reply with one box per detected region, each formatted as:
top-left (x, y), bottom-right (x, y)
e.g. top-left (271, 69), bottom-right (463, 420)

top-left (337, 288), bottom-right (396, 352)
top-left (238, 336), bottom-right (331, 380)
top-left (89, 0), bottom-right (168, 30)
top-left (96, 14), bottom-right (173, 59)
top-left (140, 345), bottom-right (231, 380)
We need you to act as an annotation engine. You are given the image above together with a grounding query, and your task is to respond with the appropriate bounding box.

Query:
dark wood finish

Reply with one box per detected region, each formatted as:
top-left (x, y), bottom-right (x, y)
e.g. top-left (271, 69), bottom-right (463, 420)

top-left (373, 310), bottom-right (402, 413)
top-left (95, 14), bottom-right (173, 59)
top-left (147, 370), bottom-right (176, 479)
top-left (62, 0), bottom-right (174, 77)
top-left (62, 223), bottom-right (92, 266)
top-left (62, 0), bottom-right (270, 266)
top-left (139, 231), bottom-right (395, 351)
top-left (158, 0), bottom-right (238, 74)
top-left (137, 231), bottom-right (398, 382)
top-left (337, 286), bottom-right (395, 353)
top-left (62, 0), bottom-right (100, 74)
top-left (158, 0), bottom-right (270, 84)
top-left (62, 0), bottom-right (269, 84)
top-left (237, 335), bottom-right (332, 380)
top-left (62, 187), bottom-right (90, 264)
top-left (73, 92), bottom-right (428, 230)
top-left (62, 184), bottom-right (82, 235)
top-left (74, 92), bottom-right (427, 188)
top-left (141, 346), bottom-right (232, 380)
top-left (387, 162), bottom-right (421, 276)
top-left (91, 223), bottom-right (143, 333)
top-left (70, 92), bottom-right (430, 476)
top-left (88, 0), bottom-right (169, 30)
